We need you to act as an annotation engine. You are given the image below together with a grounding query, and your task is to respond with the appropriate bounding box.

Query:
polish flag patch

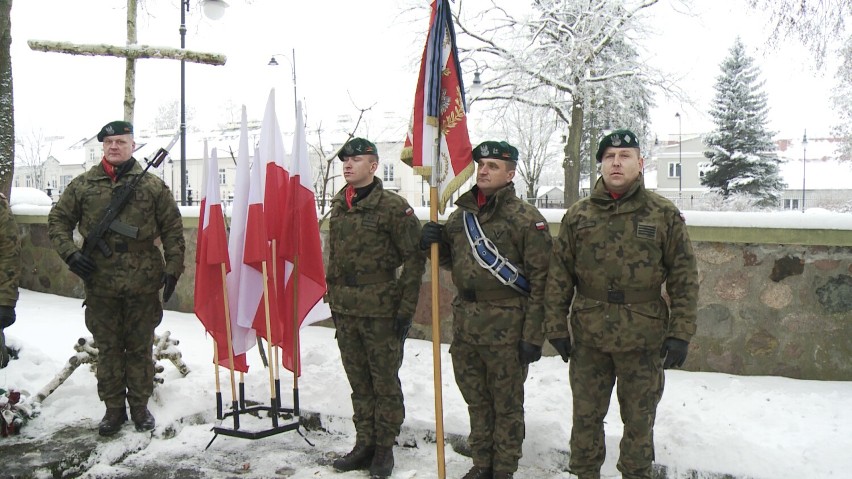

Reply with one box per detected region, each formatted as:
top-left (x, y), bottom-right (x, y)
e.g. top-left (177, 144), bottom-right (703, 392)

top-left (535, 221), bottom-right (547, 231)
top-left (404, 207), bottom-right (415, 216)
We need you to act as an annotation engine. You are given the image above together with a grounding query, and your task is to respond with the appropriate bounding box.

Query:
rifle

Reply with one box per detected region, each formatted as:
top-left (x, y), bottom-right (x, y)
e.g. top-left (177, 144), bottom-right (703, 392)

top-left (82, 131), bottom-right (180, 260)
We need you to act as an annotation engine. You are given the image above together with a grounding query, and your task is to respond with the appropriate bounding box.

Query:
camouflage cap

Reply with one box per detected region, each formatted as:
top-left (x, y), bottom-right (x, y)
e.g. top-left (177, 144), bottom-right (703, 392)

top-left (338, 137), bottom-right (378, 160)
top-left (596, 129), bottom-right (640, 162)
top-left (473, 140), bottom-right (519, 163)
top-left (97, 120), bottom-right (133, 142)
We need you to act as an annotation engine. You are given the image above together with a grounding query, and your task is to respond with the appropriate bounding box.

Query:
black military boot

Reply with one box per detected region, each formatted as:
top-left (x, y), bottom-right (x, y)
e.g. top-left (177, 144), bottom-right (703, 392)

top-left (129, 405), bottom-right (156, 432)
top-left (332, 442), bottom-right (375, 472)
top-left (98, 407), bottom-right (127, 436)
top-left (369, 445), bottom-right (394, 478)
top-left (461, 465), bottom-right (493, 479)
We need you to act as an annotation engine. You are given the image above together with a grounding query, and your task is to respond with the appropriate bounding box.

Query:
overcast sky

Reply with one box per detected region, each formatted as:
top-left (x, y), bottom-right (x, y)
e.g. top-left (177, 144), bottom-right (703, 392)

top-left (10, 0), bottom-right (840, 147)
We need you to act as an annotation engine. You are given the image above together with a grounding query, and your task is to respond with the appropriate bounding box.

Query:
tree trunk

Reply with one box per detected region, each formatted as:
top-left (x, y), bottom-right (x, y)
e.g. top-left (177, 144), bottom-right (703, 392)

top-left (563, 98), bottom-right (583, 206)
top-left (124, 0), bottom-right (137, 123)
top-left (0, 0), bottom-right (13, 197)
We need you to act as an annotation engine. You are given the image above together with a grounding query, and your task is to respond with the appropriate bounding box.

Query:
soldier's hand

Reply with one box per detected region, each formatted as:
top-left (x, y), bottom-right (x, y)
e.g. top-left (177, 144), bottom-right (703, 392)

top-left (393, 314), bottom-right (412, 340)
top-left (420, 221), bottom-right (444, 250)
top-left (518, 340), bottom-right (542, 365)
top-left (66, 251), bottom-right (96, 280)
top-left (162, 274), bottom-right (178, 302)
top-left (660, 337), bottom-right (689, 369)
top-left (0, 306), bottom-right (15, 329)
top-left (549, 337), bottom-right (572, 362)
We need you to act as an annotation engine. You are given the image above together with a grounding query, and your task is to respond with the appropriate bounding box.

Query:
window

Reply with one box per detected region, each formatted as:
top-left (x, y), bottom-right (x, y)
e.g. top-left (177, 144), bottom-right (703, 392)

top-left (383, 163), bottom-right (394, 182)
top-left (668, 162), bottom-right (681, 178)
top-left (219, 168), bottom-right (226, 186)
top-left (89, 149), bottom-right (97, 163)
top-left (784, 199), bottom-right (799, 210)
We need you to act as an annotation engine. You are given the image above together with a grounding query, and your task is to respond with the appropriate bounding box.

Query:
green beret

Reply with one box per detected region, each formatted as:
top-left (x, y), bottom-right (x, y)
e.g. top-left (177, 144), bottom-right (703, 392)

top-left (97, 120), bottom-right (133, 142)
top-left (338, 137), bottom-right (378, 160)
top-left (473, 140), bottom-right (519, 163)
top-left (596, 129), bottom-right (640, 162)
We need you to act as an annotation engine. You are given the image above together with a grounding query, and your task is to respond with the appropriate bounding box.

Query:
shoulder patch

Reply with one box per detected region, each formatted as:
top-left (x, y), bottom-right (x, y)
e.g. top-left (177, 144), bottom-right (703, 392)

top-left (0, 192), bottom-right (6, 200)
top-left (679, 213), bottom-right (686, 223)
top-left (404, 206), bottom-right (414, 216)
top-left (534, 220), bottom-right (547, 231)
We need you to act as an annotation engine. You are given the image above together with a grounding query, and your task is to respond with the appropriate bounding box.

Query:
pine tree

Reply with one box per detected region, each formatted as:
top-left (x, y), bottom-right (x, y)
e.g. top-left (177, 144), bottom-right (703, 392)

top-left (702, 37), bottom-right (785, 206)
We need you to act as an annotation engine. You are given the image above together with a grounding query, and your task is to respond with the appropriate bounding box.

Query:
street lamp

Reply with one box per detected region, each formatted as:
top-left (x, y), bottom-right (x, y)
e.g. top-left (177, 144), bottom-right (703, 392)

top-left (463, 58), bottom-right (484, 110)
top-left (180, 0), bottom-right (228, 206)
top-left (268, 49), bottom-right (299, 116)
top-left (675, 112), bottom-right (682, 201)
top-left (802, 130), bottom-right (807, 212)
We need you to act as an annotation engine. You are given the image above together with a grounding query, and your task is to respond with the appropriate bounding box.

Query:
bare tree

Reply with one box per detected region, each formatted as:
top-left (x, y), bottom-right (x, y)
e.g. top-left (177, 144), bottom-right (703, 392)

top-left (0, 0), bottom-right (13, 197)
top-left (494, 101), bottom-right (559, 203)
top-left (15, 129), bottom-right (51, 190)
top-left (454, 0), bottom-right (677, 206)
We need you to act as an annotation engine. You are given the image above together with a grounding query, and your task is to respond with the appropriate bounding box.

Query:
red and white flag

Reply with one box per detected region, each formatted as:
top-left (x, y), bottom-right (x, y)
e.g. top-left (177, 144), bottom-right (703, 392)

top-left (227, 106), bottom-right (268, 355)
top-left (401, 0), bottom-right (473, 213)
top-left (279, 100), bottom-right (328, 374)
top-left (195, 146), bottom-right (251, 372)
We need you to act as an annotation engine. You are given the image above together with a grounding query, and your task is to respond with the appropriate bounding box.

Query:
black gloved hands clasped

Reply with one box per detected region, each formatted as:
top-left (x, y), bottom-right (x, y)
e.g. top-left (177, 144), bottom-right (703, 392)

top-left (393, 314), bottom-right (412, 340)
top-left (162, 273), bottom-right (178, 303)
top-left (549, 337), bottom-right (572, 362)
top-left (420, 221), bottom-right (444, 250)
top-left (518, 340), bottom-right (542, 365)
top-left (0, 306), bottom-right (15, 329)
top-left (660, 337), bottom-right (689, 369)
top-left (66, 251), bottom-right (96, 280)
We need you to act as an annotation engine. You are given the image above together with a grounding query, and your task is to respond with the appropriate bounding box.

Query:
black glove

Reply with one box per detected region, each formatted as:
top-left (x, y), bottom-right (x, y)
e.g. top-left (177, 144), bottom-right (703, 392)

top-left (660, 337), bottom-right (690, 369)
top-left (393, 314), bottom-right (412, 340)
top-left (0, 306), bottom-right (15, 329)
top-left (518, 340), bottom-right (542, 365)
top-left (65, 251), bottom-right (96, 280)
top-left (162, 274), bottom-right (178, 302)
top-left (420, 221), bottom-right (444, 250)
top-left (549, 337), bottom-right (572, 362)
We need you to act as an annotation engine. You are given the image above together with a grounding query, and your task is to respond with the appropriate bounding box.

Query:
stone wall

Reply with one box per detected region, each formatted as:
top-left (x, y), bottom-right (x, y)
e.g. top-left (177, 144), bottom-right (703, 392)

top-left (13, 211), bottom-right (852, 381)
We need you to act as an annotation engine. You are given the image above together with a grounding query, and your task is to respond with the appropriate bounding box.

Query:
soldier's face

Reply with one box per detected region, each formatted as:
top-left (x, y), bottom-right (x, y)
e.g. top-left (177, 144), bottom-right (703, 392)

top-left (600, 147), bottom-right (643, 194)
top-left (341, 154), bottom-right (377, 188)
top-left (102, 134), bottom-right (135, 166)
top-left (476, 158), bottom-right (515, 196)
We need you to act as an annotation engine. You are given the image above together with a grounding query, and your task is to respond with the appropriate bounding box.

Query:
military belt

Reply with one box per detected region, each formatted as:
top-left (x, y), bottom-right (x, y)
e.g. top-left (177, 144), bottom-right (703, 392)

top-left (113, 241), bottom-right (155, 253)
top-left (577, 283), bottom-right (660, 304)
top-left (458, 288), bottom-right (523, 302)
top-left (332, 270), bottom-right (395, 287)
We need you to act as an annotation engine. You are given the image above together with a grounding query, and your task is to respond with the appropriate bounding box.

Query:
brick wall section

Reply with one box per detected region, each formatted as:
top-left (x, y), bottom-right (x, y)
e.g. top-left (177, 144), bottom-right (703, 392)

top-left (13, 213), bottom-right (852, 381)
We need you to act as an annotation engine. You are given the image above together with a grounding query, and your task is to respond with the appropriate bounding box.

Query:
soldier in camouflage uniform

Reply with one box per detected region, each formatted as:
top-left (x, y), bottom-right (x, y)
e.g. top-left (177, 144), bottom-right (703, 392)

top-left (0, 191), bottom-right (21, 369)
top-left (543, 129), bottom-right (699, 479)
top-left (421, 141), bottom-right (552, 479)
top-left (48, 121), bottom-right (185, 437)
top-left (326, 138), bottom-right (425, 478)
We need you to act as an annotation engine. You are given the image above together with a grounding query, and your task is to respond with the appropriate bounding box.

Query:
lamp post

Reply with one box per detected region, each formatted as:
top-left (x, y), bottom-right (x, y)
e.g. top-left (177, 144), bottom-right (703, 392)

top-left (802, 130), bottom-right (807, 212)
top-left (268, 49), bottom-right (299, 115)
top-left (675, 112), bottom-right (682, 203)
top-left (180, 0), bottom-right (228, 206)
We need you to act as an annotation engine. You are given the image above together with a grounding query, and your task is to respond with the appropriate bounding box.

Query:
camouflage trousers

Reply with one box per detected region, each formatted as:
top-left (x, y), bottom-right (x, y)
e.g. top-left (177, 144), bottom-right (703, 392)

top-left (84, 293), bottom-right (162, 409)
top-left (335, 314), bottom-right (405, 447)
top-left (569, 345), bottom-right (664, 479)
top-left (450, 339), bottom-right (528, 474)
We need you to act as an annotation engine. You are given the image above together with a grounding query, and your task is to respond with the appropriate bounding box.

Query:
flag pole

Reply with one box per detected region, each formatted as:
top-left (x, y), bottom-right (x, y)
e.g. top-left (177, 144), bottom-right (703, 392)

top-left (260, 262), bottom-right (280, 426)
top-left (271, 240), bottom-right (282, 409)
top-left (291, 254), bottom-right (301, 415)
top-left (220, 263), bottom-right (240, 429)
top-left (213, 341), bottom-right (222, 419)
top-left (431, 137), bottom-right (447, 479)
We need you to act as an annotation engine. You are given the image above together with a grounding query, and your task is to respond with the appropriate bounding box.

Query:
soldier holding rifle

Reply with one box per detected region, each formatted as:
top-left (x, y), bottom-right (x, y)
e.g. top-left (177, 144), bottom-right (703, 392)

top-left (48, 121), bottom-right (185, 436)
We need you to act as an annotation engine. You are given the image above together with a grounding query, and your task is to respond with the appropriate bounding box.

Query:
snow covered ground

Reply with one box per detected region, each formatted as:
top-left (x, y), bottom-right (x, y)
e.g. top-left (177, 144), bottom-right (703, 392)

top-left (1, 289), bottom-right (850, 478)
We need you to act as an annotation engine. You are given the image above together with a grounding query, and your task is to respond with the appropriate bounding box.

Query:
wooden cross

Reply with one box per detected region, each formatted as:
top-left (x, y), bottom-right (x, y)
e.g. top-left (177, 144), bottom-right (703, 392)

top-left (27, 0), bottom-right (226, 123)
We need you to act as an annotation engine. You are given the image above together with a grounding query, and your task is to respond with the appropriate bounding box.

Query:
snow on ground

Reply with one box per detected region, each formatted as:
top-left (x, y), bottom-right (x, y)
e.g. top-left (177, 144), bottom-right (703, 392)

top-left (1, 289), bottom-right (850, 478)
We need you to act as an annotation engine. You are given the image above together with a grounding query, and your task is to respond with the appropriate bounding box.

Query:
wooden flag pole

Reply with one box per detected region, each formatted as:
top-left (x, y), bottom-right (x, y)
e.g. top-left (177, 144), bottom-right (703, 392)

top-left (213, 341), bottom-right (223, 419)
top-left (220, 263), bottom-right (240, 429)
top-left (271, 240), bottom-right (282, 408)
top-left (431, 150), bottom-right (446, 477)
top-left (260, 262), bottom-right (279, 426)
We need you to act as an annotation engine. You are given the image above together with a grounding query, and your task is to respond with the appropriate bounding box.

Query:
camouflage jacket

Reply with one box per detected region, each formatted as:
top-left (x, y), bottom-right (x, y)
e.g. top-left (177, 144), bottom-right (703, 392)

top-left (543, 176), bottom-right (698, 352)
top-left (326, 178), bottom-right (425, 319)
top-left (437, 183), bottom-right (552, 346)
top-left (0, 194), bottom-right (20, 307)
top-left (47, 158), bottom-right (186, 297)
